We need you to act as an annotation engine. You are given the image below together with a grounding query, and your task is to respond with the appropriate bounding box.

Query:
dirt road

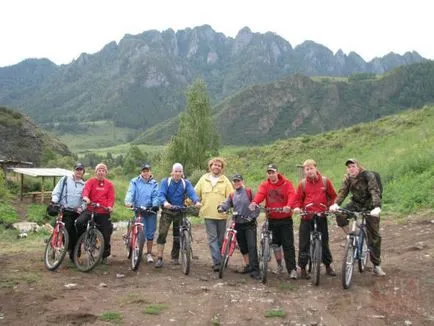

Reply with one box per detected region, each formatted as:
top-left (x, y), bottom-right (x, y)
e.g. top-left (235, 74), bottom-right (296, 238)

top-left (1, 213), bottom-right (433, 325)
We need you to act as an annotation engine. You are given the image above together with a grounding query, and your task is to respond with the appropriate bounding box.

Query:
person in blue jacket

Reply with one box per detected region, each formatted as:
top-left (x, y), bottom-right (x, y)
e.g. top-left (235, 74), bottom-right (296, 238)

top-left (155, 163), bottom-right (201, 268)
top-left (125, 163), bottom-right (160, 263)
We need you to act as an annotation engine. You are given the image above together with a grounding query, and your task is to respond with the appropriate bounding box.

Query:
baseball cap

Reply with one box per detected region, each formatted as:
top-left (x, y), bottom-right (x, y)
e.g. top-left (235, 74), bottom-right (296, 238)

top-left (141, 163), bottom-right (151, 170)
top-left (74, 163), bottom-right (84, 170)
top-left (232, 174), bottom-right (243, 181)
top-left (266, 164), bottom-right (278, 172)
top-left (345, 158), bottom-right (359, 166)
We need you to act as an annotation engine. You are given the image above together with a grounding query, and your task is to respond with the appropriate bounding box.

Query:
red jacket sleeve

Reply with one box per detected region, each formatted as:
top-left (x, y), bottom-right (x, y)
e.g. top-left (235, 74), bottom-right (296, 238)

top-left (82, 178), bottom-right (93, 199)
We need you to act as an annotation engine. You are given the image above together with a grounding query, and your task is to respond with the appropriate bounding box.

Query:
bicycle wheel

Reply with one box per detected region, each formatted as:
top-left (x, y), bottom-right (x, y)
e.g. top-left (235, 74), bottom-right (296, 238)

top-left (341, 239), bottom-right (355, 289)
top-left (358, 229), bottom-right (369, 273)
top-left (218, 233), bottom-right (232, 279)
top-left (124, 221), bottom-right (132, 259)
top-left (181, 230), bottom-right (191, 275)
top-left (44, 225), bottom-right (69, 271)
top-left (259, 238), bottom-right (270, 284)
top-left (131, 228), bottom-right (145, 271)
top-left (74, 228), bottom-right (105, 272)
top-left (311, 238), bottom-right (322, 286)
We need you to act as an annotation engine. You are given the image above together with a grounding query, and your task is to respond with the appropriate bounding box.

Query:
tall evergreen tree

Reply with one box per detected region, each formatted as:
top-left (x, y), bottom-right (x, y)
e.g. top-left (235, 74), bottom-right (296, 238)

top-left (166, 79), bottom-right (219, 174)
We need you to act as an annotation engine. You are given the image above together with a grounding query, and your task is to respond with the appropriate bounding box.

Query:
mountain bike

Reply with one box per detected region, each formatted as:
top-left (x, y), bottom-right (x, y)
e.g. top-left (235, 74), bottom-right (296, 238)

top-left (73, 203), bottom-right (108, 272)
top-left (124, 206), bottom-right (156, 271)
top-left (258, 207), bottom-right (284, 284)
top-left (218, 215), bottom-right (238, 279)
top-left (337, 208), bottom-right (370, 289)
top-left (300, 203), bottom-right (329, 286)
top-left (167, 206), bottom-right (192, 275)
top-left (44, 204), bottom-right (70, 271)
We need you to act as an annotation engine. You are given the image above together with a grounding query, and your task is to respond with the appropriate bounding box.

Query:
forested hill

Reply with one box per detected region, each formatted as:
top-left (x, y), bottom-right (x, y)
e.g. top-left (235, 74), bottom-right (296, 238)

top-left (0, 107), bottom-right (70, 166)
top-left (0, 25), bottom-right (424, 133)
top-left (137, 60), bottom-right (434, 145)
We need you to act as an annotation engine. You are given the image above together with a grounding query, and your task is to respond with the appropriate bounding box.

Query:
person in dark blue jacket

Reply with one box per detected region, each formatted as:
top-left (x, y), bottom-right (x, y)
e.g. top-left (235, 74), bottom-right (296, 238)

top-left (125, 163), bottom-right (160, 263)
top-left (155, 163), bottom-right (201, 268)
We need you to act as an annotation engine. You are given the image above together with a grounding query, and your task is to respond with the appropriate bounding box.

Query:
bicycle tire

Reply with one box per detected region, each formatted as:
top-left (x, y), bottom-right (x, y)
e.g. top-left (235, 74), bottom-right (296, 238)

top-left (44, 225), bottom-right (69, 271)
top-left (358, 228), bottom-right (369, 273)
top-left (311, 238), bottom-right (322, 286)
top-left (219, 233), bottom-right (232, 279)
top-left (181, 230), bottom-right (191, 275)
top-left (342, 238), bottom-right (355, 289)
top-left (260, 238), bottom-right (270, 284)
top-left (131, 228), bottom-right (145, 271)
top-left (74, 228), bottom-right (105, 272)
top-left (125, 220), bottom-right (132, 259)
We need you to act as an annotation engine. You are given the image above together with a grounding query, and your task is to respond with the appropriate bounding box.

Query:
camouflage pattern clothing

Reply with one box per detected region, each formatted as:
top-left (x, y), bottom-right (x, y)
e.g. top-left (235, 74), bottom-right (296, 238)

top-left (334, 170), bottom-right (383, 266)
top-left (156, 209), bottom-right (182, 260)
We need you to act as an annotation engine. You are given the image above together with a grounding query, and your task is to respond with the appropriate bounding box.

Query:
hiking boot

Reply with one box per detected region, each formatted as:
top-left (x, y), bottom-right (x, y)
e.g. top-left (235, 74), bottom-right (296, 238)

top-left (146, 253), bottom-right (154, 263)
top-left (155, 257), bottom-right (163, 268)
top-left (272, 264), bottom-right (284, 275)
top-left (373, 265), bottom-right (386, 276)
top-left (289, 269), bottom-right (298, 280)
top-left (212, 263), bottom-right (221, 272)
top-left (300, 268), bottom-right (311, 279)
top-left (171, 258), bottom-right (180, 265)
top-left (250, 271), bottom-right (261, 280)
top-left (239, 265), bottom-right (252, 274)
top-left (326, 265), bottom-right (337, 276)
top-left (101, 257), bottom-right (109, 265)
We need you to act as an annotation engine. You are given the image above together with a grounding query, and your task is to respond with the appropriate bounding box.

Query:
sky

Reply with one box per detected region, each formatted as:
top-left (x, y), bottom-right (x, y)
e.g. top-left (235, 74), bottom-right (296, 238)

top-left (1, 0), bottom-right (432, 68)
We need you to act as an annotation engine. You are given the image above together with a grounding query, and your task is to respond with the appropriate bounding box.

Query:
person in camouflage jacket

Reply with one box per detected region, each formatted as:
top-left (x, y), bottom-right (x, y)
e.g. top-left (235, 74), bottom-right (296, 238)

top-left (329, 159), bottom-right (386, 276)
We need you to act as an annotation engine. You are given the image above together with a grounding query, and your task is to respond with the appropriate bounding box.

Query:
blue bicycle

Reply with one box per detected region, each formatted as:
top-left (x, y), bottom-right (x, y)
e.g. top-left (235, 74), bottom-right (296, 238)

top-left (337, 208), bottom-right (370, 289)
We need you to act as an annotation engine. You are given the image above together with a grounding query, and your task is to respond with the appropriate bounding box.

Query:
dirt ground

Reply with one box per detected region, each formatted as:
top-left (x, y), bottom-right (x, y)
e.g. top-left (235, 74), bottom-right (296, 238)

top-left (1, 212), bottom-right (434, 326)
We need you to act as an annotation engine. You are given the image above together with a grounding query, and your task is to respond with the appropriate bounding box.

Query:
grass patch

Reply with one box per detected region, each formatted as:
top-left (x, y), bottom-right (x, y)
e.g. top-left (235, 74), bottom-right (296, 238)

top-left (0, 227), bottom-right (48, 254)
top-left (26, 204), bottom-right (48, 224)
top-left (278, 282), bottom-right (297, 292)
top-left (118, 293), bottom-right (148, 307)
top-left (0, 201), bottom-right (18, 225)
top-left (211, 313), bottom-right (220, 325)
top-left (0, 271), bottom-right (42, 288)
top-left (264, 308), bottom-right (286, 318)
top-left (99, 311), bottom-right (122, 323)
top-left (143, 303), bottom-right (169, 315)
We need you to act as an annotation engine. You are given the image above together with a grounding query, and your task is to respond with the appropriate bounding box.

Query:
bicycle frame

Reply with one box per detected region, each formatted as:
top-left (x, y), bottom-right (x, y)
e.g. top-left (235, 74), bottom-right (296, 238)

top-left (220, 219), bottom-right (237, 257)
top-left (51, 206), bottom-right (66, 248)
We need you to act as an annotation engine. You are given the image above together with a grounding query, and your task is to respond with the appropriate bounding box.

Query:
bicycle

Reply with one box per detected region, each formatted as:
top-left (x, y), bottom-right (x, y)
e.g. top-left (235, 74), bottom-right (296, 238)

top-left (73, 203), bottom-right (108, 272)
top-left (258, 207), bottom-right (285, 284)
top-left (336, 208), bottom-right (370, 289)
top-left (124, 206), bottom-right (156, 271)
top-left (44, 204), bottom-right (71, 271)
top-left (167, 206), bottom-right (192, 275)
top-left (299, 203), bottom-right (329, 286)
top-left (218, 213), bottom-right (238, 279)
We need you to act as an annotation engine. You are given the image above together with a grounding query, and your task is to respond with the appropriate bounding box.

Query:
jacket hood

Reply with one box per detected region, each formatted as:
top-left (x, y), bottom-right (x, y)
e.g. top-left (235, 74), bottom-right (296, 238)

top-left (267, 173), bottom-right (287, 186)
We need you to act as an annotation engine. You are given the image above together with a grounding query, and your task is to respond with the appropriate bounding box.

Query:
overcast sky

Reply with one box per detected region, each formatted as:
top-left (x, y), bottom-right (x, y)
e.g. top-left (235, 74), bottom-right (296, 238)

top-left (1, 0), bottom-right (432, 68)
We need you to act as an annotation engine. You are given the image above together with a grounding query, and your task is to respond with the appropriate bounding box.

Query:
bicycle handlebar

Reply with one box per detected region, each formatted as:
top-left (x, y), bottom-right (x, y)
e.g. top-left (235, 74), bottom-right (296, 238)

top-left (128, 206), bottom-right (157, 215)
top-left (87, 202), bottom-right (110, 211)
top-left (165, 205), bottom-right (188, 212)
top-left (336, 208), bottom-right (370, 218)
top-left (300, 203), bottom-right (329, 216)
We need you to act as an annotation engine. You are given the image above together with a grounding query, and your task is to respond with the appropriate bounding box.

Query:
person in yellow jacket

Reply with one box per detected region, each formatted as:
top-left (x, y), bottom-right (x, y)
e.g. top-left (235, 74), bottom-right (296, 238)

top-left (195, 157), bottom-right (234, 271)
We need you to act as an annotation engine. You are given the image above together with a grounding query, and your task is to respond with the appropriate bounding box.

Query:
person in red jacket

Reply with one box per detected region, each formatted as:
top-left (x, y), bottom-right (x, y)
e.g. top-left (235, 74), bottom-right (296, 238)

top-left (75, 163), bottom-right (115, 263)
top-left (249, 164), bottom-right (298, 279)
top-left (292, 159), bottom-right (337, 279)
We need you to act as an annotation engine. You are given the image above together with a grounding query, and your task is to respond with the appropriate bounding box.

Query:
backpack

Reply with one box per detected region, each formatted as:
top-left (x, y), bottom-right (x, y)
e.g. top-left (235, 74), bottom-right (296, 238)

top-left (361, 170), bottom-right (383, 198)
top-left (167, 177), bottom-right (186, 191)
top-left (230, 187), bottom-right (253, 202)
top-left (301, 176), bottom-right (330, 204)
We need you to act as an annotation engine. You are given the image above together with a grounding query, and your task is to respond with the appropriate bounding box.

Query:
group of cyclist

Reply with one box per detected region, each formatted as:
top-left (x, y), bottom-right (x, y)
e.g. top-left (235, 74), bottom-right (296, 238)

top-left (51, 156), bottom-right (386, 278)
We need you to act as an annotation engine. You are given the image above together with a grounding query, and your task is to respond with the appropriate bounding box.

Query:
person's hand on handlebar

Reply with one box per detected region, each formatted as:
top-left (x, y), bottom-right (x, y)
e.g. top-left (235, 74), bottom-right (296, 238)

top-left (329, 203), bottom-right (340, 212)
top-left (151, 206), bottom-right (159, 213)
top-left (194, 201), bottom-right (202, 208)
top-left (163, 202), bottom-right (172, 209)
top-left (293, 207), bottom-right (301, 214)
top-left (83, 197), bottom-right (91, 205)
top-left (282, 206), bottom-right (291, 213)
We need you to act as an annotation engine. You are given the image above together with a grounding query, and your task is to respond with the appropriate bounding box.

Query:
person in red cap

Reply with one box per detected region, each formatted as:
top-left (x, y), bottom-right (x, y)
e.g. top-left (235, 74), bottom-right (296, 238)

top-left (76, 162), bottom-right (115, 263)
top-left (249, 164), bottom-right (298, 279)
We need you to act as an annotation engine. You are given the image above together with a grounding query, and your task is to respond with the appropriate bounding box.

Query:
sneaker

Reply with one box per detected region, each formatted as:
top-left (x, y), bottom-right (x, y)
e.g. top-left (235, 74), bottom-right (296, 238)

top-left (171, 258), bottom-right (180, 265)
top-left (250, 271), bottom-right (261, 280)
top-left (272, 264), bottom-right (284, 275)
top-left (101, 257), bottom-right (109, 265)
top-left (155, 257), bottom-right (163, 268)
top-left (239, 265), bottom-right (252, 274)
top-left (326, 265), bottom-right (337, 276)
top-left (300, 268), bottom-right (311, 279)
top-left (289, 269), bottom-right (298, 280)
top-left (146, 253), bottom-right (154, 263)
top-left (373, 265), bottom-right (386, 276)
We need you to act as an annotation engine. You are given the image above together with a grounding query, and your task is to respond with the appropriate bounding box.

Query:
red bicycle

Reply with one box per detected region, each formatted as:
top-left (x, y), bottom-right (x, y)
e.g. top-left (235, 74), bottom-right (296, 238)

top-left (218, 215), bottom-right (238, 279)
top-left (44, 204), bottom-right (70, 271)
top-left (124, 206), bottom-right (156, 271)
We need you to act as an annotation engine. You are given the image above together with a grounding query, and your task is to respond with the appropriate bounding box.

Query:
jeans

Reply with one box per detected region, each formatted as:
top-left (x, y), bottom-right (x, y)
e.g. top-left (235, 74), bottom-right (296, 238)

top-left (205, 218), bottom-right (227, 266)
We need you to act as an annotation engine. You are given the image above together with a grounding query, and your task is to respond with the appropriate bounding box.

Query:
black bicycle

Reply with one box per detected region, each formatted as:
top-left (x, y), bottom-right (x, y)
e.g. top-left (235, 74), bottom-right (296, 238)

top-left (337, 208), bottom-right (370, 289)
top-left (168, 206), bottom-right (192, 275)
top-left (300, 203), bottom-right (329, 286)
top-left (73, 203), bottom-right (108, 272)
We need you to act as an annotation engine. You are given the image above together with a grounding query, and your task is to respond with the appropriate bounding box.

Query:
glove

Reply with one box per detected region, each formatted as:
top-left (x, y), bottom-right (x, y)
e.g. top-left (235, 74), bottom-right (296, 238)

top-left (293, 207), bottom-right (301, 214)
top-left (370, 207), bottom-right (381, 217)
top-left (329, 203), bottom-right (340, 212)
top-left (217, 205), bottom-right (225, 213)
top-left (151, 206), bottom-right (159, 213)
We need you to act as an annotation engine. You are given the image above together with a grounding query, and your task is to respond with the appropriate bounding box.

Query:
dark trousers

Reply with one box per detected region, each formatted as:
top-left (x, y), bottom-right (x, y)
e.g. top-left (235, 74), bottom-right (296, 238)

top-left (63, 210), bottom-right (79, 257)
top-left (235, 221), bottom-right (259, 272)
top-left (157, 210), bottom-right (182, 260)
top-left (269, 218), bottom-right (296, 272)
top-left (298, 216), bottom-right (333, 268)
top-left (335, 201), bottom-right (382, 266)
top-left (75, 211), bottom-right (113, 258)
